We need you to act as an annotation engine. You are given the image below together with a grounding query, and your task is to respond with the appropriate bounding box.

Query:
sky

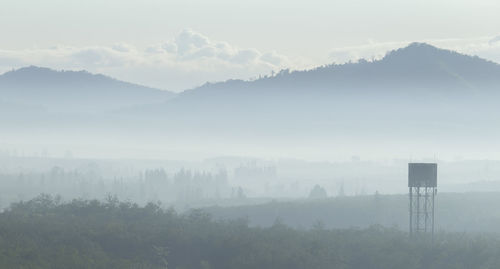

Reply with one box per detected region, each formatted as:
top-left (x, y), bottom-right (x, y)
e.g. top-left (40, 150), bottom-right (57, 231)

top-left (1, 0), bottom-right (500, 91)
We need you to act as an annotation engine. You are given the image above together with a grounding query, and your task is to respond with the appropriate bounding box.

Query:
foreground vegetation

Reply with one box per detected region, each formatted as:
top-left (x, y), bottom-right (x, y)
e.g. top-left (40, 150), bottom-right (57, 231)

top-left (1, 195), bottom-right (499, 269)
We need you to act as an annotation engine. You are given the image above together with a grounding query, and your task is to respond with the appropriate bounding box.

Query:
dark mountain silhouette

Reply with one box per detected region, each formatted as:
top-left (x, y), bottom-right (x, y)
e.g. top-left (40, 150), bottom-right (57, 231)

top-left (0, 66), bottom-right (174, 113)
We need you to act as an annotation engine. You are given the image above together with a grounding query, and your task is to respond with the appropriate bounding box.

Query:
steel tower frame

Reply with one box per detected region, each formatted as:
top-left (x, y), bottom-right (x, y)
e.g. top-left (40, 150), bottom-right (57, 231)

top-left (408, 163), bottom-right (437, 238)
top-left (409, 185), bottom-right (436, 237)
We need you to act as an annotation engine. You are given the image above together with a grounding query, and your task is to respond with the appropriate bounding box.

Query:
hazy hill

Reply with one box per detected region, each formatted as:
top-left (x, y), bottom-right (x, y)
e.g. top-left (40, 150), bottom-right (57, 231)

top-left (3, 43), bottom-right (500, 159)
top-left (129, 43), bottom-right (500, 141)
top-left (206, 192), bottom-right (500, 233)
top-left (182, 42), bottom-right (500, 95)
top-left (0, 66), bottom-right (174, 113)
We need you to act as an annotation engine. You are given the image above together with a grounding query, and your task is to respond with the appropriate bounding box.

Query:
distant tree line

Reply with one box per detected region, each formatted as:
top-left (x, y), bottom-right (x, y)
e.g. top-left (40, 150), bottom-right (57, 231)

top-left (0, 167), bottom-right (234, 209)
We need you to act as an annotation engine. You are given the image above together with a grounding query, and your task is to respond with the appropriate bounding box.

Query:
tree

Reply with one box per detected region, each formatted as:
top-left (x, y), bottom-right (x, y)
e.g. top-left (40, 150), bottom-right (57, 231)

top-left (309, 185), bottom-right (328, 199)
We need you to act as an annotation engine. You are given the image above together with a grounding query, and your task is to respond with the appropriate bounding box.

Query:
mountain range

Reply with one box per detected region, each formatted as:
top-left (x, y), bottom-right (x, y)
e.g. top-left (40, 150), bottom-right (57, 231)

top-left (2, 43), bottom-right (500, 159)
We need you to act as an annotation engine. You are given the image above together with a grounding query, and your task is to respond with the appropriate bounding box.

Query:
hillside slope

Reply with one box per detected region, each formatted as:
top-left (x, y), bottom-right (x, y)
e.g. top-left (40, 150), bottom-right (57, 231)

top-left (0, 66), bottom-right (174, 113)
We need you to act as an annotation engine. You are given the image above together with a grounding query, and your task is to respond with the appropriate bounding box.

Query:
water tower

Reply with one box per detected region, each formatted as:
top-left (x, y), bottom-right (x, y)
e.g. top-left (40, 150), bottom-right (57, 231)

top-left (408, 163), bottom-right (437, 237)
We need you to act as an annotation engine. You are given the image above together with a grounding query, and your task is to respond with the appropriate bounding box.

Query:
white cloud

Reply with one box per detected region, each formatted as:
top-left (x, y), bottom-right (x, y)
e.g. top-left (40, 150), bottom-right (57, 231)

top-left (112, 43), bottom-right (135, 53)
top-left (172, 29), bottom-right (211, 55)
top-left (71, 48), bottom-right (127, 67)
top-left (260, 51), bottom-right (287, 67)
top-left (489, 36), bottom-right (500, 45)
top-left (157, 29), bottom-right (283, 66)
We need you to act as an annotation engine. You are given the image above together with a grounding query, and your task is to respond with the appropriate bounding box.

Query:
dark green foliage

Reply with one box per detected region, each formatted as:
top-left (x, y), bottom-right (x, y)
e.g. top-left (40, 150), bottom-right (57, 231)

top-left (0, 195), bottom-right (499, 268)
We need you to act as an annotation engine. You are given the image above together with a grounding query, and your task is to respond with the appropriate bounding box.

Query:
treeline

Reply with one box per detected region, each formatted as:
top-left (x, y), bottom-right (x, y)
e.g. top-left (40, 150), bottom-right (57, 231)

top-left (0, 195), bottom-right (499, 268)
top-left (0, 167), bottom-right (235, 209)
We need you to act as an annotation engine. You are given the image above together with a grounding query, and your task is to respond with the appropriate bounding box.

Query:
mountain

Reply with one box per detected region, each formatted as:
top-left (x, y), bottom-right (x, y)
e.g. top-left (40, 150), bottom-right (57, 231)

top-left (3, 43), bottom-right (500, 159)
top-left (0, 66), bottom-right (174, 113)
top-left (175, 42), bottom-right (500, 99)
top-left (133, 42), bottom-right (500, 136)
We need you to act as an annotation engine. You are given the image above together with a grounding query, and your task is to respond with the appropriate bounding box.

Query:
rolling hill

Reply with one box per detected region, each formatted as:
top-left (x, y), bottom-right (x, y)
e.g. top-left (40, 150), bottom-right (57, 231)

top-left (0, 66), bottom-right (174, 114)
top-left (132, 43), bottom-right (500, 137)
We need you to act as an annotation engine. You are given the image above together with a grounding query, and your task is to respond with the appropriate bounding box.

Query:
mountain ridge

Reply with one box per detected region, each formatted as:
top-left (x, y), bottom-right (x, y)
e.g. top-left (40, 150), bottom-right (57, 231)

top-left (0, 65), bottom-right (170, 92)
top-left (0, 66), bottom-right (175, 113)
top-left (122, 42), bottom-right (500, 141)
top-left (179, 42), bottom-right (500, 97)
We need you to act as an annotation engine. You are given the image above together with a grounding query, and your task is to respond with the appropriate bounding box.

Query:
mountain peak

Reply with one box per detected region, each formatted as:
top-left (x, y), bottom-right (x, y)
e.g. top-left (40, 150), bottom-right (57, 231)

top-left (0, 66), bottom-right (174, 93)
top-left (373, 42), bottom-right (500, 81)
top-left (1, 66), bottom-right (111, 85)
top-left (382, 42), bottom-right (453, 62)
top-left (0, 66), bottom-right (174, 113)
top-left (404, 42), bottom-right (437, 50)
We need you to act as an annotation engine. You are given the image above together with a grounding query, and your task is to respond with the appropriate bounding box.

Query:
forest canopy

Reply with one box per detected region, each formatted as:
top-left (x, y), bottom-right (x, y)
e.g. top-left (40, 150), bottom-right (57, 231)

top-left (0, 195), bottom-right (499, 269)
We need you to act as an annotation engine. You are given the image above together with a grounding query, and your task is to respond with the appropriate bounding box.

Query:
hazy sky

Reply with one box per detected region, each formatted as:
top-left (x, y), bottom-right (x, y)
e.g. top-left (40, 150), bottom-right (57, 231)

top-left (1, 0), bottom-right (500, 91)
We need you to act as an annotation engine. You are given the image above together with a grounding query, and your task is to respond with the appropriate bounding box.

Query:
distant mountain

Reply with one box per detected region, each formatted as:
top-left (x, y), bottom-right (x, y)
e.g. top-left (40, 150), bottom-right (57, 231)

top-left (132, 43), bottom-right (500, 138)
top-left (3, 44), bottom-right (500, 160)
top-left (0, 66), bottom-right (174, 113)
top-left (177, 42), bottom-right (500, 98)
